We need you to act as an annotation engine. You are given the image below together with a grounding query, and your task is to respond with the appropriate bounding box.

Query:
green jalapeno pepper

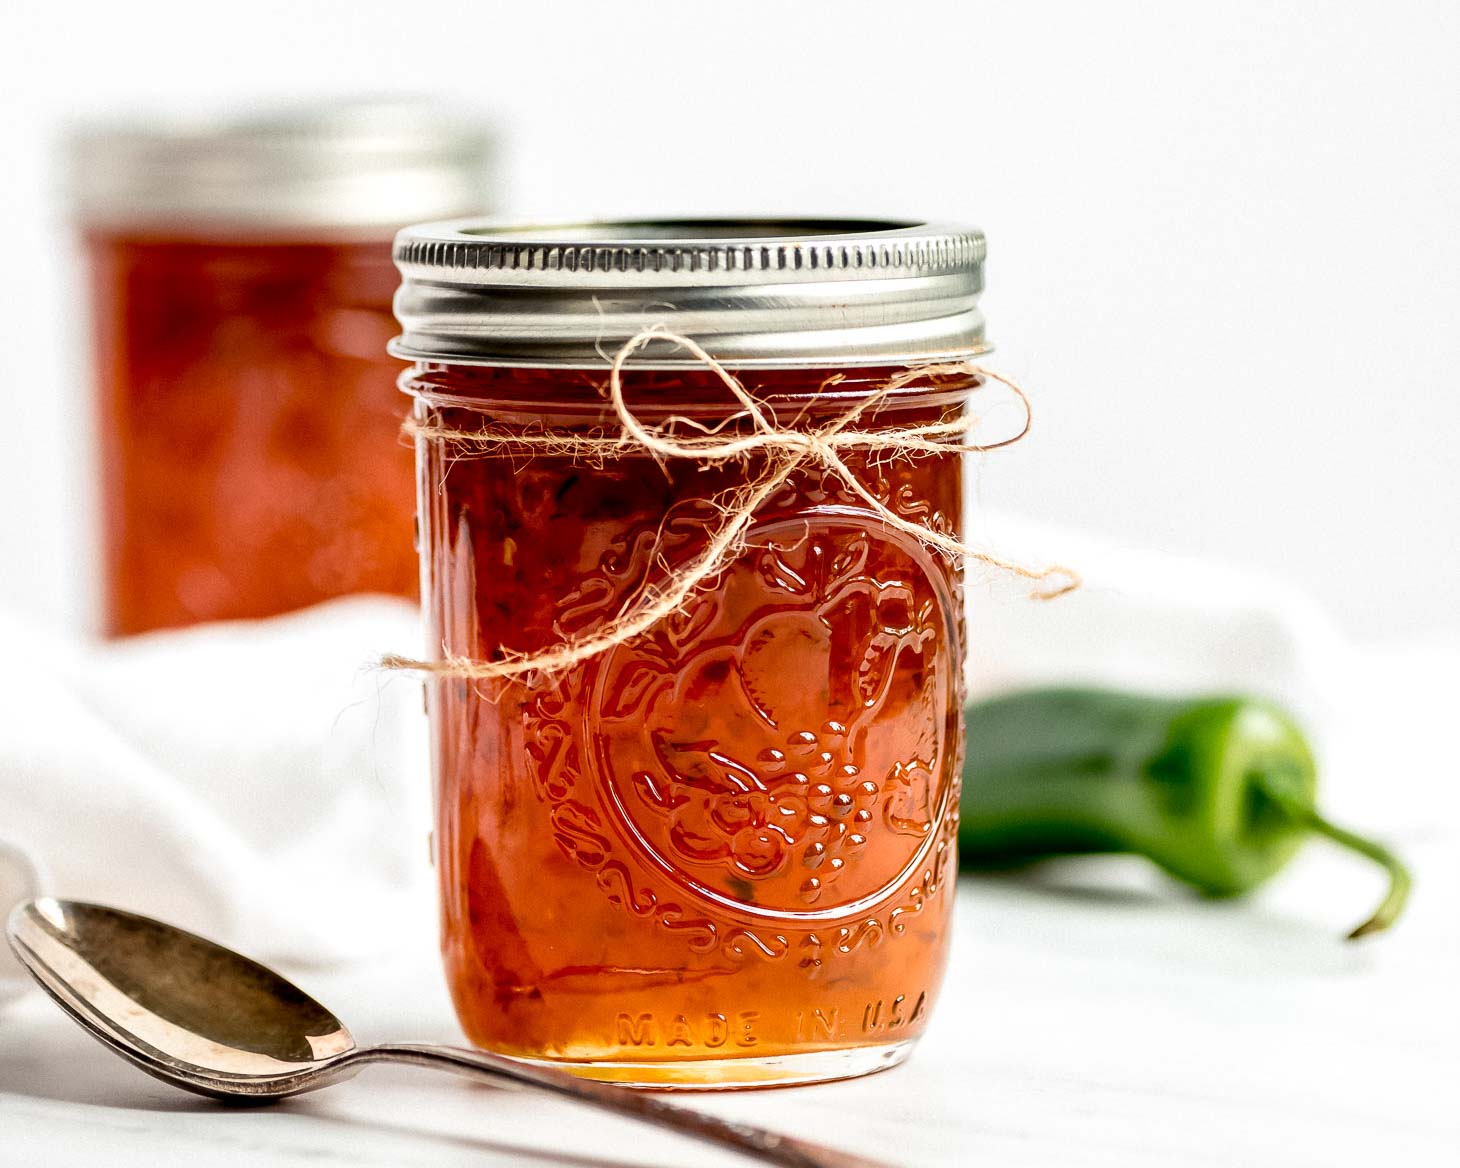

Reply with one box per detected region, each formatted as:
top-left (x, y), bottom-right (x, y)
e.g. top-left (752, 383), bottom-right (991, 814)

top-left (958, 688), bottom-right (1410, 939)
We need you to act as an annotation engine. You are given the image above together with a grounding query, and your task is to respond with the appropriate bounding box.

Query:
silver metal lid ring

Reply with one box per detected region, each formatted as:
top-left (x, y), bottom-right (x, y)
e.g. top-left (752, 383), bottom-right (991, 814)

top-left (391, 218), bottom-right (989, 369)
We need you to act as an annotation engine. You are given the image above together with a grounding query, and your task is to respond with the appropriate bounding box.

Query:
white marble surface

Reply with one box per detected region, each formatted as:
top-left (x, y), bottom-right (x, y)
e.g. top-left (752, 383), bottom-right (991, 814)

top-left (2, 843), bottom-right (1455, 1168)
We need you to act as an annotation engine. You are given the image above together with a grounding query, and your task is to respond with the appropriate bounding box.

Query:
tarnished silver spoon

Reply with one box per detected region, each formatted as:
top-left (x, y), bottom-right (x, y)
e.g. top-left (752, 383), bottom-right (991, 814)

top-left (7, 899), bottom-right (892, 1168)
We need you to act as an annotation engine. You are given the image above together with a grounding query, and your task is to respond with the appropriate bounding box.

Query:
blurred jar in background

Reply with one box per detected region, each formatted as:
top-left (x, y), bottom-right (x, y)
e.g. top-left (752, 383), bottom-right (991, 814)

top-left (72, 101), bottom-right (496, 636)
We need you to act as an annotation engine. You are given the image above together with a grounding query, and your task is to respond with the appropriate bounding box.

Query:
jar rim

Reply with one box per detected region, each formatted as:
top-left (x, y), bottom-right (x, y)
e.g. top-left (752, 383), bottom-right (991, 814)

top-left (69, 98), bottom-right (498, 231)
top-left (391, 217), bottom-right (988, 369)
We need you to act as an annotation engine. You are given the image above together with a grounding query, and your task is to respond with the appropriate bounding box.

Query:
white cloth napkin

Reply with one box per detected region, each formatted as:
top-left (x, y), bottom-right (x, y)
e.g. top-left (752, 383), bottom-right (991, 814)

top-left (0, 595), bottom-right (430, 1005)
top-left (0, 838), bottom-right (44, 1005)
top-left (2, 518), bottom-right (1453, 1007)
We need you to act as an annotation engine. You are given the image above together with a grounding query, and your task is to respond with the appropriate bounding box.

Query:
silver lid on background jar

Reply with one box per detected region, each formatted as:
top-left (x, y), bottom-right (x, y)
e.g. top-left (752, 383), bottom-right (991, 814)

top-left (70, 99), bottom-right (497, 233)
top-left (391, 218), bottom-right (988, 368)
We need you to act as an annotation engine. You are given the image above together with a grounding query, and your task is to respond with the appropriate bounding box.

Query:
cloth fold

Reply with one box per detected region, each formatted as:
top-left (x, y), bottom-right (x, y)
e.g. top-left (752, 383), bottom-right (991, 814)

top-left (0, 595), bottom-right (430, 1004)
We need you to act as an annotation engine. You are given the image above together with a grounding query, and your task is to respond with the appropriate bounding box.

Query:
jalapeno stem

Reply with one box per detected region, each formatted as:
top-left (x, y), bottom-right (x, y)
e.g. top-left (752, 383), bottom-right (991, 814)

top-left (1257, 775), bottom-right (1412, 940)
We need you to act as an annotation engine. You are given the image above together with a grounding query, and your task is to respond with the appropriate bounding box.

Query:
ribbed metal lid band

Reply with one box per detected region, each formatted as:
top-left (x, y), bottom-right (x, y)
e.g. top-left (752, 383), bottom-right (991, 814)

top-left (71, 100), bottom-right (497, 230)
top-left (393, 232), bottom-right (986, 280)
top-left (391, 218), bottom-right (989, 368)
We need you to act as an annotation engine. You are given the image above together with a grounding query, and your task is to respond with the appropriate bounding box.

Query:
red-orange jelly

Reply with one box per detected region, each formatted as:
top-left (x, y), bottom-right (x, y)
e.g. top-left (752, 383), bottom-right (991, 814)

top-left (88, 231), bottom-right (416, 635)
top-left (409, 362), bottom-right (969, 1086)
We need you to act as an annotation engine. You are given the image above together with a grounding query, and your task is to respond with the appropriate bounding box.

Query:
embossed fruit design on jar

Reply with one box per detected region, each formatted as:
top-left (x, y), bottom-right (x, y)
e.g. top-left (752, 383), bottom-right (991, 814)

top-left (394, 219), bottom-right (990, 1087)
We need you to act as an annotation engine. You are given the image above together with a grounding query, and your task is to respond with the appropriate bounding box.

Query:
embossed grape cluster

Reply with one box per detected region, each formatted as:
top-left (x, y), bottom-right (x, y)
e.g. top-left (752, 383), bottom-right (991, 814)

top-left (707, 719), bottom-right (881, 903)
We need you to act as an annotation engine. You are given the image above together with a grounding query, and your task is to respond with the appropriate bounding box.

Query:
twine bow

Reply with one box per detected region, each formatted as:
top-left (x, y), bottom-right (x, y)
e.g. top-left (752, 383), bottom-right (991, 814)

top-left (383, 325), bottom-right (1078, 681)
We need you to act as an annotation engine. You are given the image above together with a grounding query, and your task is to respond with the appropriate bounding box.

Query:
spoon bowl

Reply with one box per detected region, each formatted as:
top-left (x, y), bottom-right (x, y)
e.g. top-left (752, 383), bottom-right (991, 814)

top-left (7, 898), bottom-right (895, 1167)
top-left (9, 898), bottom-right (358, 1099)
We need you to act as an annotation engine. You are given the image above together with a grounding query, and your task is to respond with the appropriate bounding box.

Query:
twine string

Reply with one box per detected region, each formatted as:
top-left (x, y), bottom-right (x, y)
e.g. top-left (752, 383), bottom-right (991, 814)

top-left (384, 325), bottom-right (1078, 681)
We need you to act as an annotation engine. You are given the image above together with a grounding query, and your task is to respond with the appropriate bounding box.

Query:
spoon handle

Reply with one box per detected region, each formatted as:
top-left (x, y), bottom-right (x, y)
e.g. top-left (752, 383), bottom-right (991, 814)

top-left (353, 1042), bottom-right (895, 1168)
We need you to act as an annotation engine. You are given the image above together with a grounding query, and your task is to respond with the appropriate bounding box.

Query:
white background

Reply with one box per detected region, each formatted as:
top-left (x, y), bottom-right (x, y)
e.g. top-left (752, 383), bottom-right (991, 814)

top-left (1, 0), bottom-right (1456, 640)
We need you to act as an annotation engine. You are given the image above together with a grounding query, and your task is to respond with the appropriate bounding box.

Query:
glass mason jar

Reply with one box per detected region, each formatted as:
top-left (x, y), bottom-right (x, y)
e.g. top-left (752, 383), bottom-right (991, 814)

top-left (393, 219), bottom-right (987, 1087)
top-left (72, 101), bottom-right (496, 635)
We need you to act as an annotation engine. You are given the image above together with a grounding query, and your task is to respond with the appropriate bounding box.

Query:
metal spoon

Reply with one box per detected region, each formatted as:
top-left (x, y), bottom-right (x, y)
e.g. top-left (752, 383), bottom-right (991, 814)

top-left (7, 898), bottom-right (892, 1168)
